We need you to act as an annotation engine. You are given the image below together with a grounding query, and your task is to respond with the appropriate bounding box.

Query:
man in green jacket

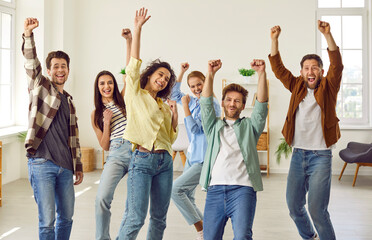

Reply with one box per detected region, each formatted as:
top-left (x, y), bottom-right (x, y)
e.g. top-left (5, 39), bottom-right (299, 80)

top-left (199, 59), bottom-right (268, 240)
top-left (268, 20), bottom-right (343, 240)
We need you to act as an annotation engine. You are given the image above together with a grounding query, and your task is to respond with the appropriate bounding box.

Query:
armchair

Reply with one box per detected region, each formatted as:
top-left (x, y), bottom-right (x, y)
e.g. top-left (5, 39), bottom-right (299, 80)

top-left (338, 142), bottom-right (372, 186)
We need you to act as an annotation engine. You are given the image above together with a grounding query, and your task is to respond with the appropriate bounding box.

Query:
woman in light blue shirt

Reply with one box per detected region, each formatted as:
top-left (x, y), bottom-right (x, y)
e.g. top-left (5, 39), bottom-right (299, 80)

top-left (170, 63), bottom-right (221, 239)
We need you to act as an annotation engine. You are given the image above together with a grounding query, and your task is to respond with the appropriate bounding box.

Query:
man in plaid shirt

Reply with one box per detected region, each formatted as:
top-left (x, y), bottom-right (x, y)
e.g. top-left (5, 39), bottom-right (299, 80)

top-left (22, 17), bottom-right (83, 240)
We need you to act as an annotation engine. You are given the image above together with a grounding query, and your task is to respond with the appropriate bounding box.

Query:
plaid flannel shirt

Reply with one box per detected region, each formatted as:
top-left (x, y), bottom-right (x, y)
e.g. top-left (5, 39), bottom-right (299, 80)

top-left (22, 33), bottom-right (82, 172)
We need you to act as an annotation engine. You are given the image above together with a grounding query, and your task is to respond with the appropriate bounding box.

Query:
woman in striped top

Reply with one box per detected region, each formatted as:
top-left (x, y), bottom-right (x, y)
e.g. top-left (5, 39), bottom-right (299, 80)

top-left (91, 29), bottom-right (132, 240)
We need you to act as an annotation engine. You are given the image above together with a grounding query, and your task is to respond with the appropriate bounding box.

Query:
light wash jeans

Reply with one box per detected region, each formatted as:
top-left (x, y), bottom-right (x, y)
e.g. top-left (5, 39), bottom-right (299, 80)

top-left (286, 148), bottom-right (336, 240)
top-left (28, 157), bottom-right (75, 240)
top-left (117, 149), bottom-right (173, 240)
top-left (171, 159), bottom-right (203, 225)
top-left (203, 185), bottom-right (256, 240)
top-left (96, 138), bottom-right (132, 240)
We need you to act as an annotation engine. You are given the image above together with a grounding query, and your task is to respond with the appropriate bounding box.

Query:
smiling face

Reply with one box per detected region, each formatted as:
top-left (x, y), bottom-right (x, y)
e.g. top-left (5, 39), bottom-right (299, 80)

top-left (188, 77), bottom-right (204, 99)
top-left (300, 59), bottom-right (324, 89)
top-left (47, 58), bottom-right (69, 86)
top-left (222, 91), bottom-right (245, 120)
top-left (145, 67), bottom-right (171, 94)
top-left (98, 74), bottom-right (115, 101)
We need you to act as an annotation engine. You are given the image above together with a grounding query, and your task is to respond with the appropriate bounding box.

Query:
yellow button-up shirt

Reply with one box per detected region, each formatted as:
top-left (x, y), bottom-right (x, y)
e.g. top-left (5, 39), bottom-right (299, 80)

top-left (123, 57), bottom-right (178, 155)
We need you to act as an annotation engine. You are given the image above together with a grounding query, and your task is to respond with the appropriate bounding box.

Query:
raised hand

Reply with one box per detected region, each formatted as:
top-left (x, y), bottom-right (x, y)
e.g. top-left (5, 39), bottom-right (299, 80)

top-left (180, 62), bottom-right (189, 73)
top-left (318, 20), bottom-right (330, 35)
top-left (167, 99), bottom-right (178, 114)
top-left (208, 59), bottom-right (222, 75)
top-left (122, 28), bottom-right (132, 40)
top-left (181, 94), bottom-right (191, 106)
top-left (134, 8), bottom-right (151, 29)
top-left (24, 18), bottom-right (39, 37)
top-left (270, 25), bottom-right (281, 40)
top-left (103, 109), bottom-right (113, 125)
top-left (250, 59), bottom-right (266, 75)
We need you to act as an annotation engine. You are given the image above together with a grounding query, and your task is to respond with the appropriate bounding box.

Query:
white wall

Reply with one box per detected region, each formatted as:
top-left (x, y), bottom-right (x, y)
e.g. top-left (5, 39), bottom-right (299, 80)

top-left (4, 0), bottom-right (372, 183)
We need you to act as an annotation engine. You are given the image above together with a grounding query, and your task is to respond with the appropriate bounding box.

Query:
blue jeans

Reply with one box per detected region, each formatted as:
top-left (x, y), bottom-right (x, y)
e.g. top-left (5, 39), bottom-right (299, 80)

top-left (203, 185), bottom-right (257, 240)
top-left (96, 139), bottom-right (132, 240)
top-left (286, 148), bottom-right (336, 240)
top-left (117, 149), bottom-right (173, 240)
top-left (171, 159), bottom-right (203, 225)
top-left (28, 158), bottom-right (75, 240)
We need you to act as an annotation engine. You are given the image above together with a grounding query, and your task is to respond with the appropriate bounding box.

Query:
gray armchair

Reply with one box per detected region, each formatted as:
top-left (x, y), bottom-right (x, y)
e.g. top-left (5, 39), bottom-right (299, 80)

top-left (339, 142), bottom-right (372, 186)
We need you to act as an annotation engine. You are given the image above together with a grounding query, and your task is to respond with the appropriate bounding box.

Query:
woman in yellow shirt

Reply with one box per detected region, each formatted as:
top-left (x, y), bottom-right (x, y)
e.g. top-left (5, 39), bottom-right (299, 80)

top-left (117, 8), bottom-right (178, 240)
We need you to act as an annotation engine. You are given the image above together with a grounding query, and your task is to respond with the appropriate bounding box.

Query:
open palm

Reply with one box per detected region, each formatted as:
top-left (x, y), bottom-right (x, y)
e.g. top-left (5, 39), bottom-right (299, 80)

top-left (134, 8), bottom-right (151, 28)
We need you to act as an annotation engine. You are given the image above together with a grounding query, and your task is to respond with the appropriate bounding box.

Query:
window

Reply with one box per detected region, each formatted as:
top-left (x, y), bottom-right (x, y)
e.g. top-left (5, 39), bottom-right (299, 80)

top-left (317, 0), bottom-right (370, 127)
top-left (0, 1), bottom-right (15, 128)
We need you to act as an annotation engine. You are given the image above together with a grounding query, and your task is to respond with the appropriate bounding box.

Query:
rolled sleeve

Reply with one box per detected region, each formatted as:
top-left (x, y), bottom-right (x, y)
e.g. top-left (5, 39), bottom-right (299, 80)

top-left (251, 100), bottom-right (268, 135)
top-left (125, 57), bottom-right (143, 96)
top-left (200, 96), bottom-right (217, 137)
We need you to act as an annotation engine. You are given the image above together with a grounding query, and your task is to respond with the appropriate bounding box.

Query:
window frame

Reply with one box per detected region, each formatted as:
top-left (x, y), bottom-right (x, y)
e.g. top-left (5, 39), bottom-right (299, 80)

top-left (0, 0), bottom-right (15, 9)
top-left (316, 3), bottom-right (371, 128)
top-left (0, 3), bottom-right (16, 128)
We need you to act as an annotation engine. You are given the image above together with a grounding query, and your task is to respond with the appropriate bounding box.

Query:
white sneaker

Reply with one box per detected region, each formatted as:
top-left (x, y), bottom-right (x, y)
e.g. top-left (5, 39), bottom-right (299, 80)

top-left (196, 230), bottom-right (204, 240)
top-left (313, 233), bottom-right (320, 240)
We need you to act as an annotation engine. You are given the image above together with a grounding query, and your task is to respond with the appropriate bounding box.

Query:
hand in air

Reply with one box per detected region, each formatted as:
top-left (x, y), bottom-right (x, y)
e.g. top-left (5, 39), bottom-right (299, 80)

top-left (134, 7), bottom-right (151, 29)
top-left (121, 28), bottom-right (132, 40)
top-left (250, 59), bottom-right (266, 75)
top-left (318, 20), bottom-right (330, 35)
top-left (270, 25), bottom-right (281, 40)
top-left (180, 62), bottom-right (189, 74)
top-left (181, 94), bottom-right (191, 106)
top-left (208, 59), bottom-right (222, 75)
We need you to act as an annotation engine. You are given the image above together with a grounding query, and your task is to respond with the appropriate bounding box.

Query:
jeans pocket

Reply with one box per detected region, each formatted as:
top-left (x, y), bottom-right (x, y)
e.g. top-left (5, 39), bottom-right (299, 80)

top-left (109, 141), bottom-right (122, 151)
top-left (207, 185), bottom-right (215, 191)
top-left (29, 157), bottom-right (48, 165)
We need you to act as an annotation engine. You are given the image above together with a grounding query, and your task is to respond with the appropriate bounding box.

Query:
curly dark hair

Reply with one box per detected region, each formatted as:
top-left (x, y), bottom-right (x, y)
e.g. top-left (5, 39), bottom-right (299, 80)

top-left (140, 59), bottom-right (176, 99)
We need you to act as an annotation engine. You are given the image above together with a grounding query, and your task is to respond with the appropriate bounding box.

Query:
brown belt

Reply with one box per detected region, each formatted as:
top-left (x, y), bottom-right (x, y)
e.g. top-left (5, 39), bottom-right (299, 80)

top-left (136, 145), bottom-right (167, 154)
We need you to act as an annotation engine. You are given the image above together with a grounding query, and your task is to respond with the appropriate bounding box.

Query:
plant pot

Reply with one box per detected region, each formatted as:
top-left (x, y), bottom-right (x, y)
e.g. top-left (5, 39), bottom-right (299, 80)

top-left (243, 76), bottom-right (257, 84)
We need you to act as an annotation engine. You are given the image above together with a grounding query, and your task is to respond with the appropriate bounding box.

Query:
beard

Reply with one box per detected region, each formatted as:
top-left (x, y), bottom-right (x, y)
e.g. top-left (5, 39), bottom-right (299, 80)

top-left (303, 73), bottom-right (322, 89)
top-left (51, 76), bottom-right (67, 86)
top-left (223, 106), bottom-right (242, 119)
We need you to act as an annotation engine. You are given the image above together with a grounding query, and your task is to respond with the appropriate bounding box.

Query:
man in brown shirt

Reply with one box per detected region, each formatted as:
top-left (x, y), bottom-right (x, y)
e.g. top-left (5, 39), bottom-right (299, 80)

top-left (268, 20), bottom-right (343, 240)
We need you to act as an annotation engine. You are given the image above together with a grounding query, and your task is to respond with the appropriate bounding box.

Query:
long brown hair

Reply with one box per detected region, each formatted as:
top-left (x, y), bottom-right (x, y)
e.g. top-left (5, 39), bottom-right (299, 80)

top-left (93, 70), bottom-right (126, 131)
top-left (140, 59), bottom-right (176, 99)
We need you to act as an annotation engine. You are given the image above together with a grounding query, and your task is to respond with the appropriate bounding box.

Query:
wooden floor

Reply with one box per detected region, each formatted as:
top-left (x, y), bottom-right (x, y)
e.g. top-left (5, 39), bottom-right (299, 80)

top-left (0, 170), bottom-right (371, 240)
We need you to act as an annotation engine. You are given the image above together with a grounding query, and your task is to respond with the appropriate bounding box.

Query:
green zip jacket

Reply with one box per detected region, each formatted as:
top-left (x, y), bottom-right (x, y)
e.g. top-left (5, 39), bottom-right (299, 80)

top-left (199, 96), bottom-right (268, 191)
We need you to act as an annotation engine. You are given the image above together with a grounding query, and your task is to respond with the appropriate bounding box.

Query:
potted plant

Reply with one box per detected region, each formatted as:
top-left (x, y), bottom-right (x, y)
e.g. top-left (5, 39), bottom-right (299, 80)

top-left (238, 68), bottom-right (256, 83)
top-left (120, 67), bottom-right (126, 75)
top-left (275, 138), bottom-right (292, 164)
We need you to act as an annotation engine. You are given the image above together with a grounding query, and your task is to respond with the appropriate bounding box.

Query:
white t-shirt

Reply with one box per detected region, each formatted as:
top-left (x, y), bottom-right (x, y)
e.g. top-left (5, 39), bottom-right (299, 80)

top-left (210, 119), bottom-right (252, 187)
top-left (292, 88), bottom-right (331, 150)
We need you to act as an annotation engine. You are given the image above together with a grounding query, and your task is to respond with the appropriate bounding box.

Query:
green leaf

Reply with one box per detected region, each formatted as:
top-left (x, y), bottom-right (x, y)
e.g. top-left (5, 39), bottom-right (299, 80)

top-left (120, 67), bottom-right (126, 75)
top-left (17, 131), bottom-right (27, 142)
top-left (238, 68), bottom-right (256, 77)
top-left (274, 138), bottom-right (292, 164)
